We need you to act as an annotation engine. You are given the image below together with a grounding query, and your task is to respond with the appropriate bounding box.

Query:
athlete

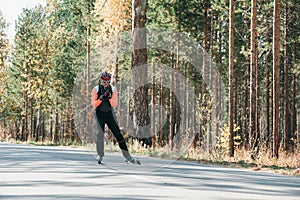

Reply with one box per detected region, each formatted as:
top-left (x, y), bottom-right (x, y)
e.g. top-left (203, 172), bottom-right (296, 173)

top-left (92, 71), bottom-right (140, 165)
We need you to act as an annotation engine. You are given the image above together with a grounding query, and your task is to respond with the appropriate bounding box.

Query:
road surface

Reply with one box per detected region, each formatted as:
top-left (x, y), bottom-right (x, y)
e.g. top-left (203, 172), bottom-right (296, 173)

top-left (0, 142), bottom-right (299, 200)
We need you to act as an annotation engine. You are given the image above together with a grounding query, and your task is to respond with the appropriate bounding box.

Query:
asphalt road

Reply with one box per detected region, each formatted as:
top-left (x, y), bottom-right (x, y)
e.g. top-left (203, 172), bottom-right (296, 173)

top-left (0, 142), bottom-right (299, 200)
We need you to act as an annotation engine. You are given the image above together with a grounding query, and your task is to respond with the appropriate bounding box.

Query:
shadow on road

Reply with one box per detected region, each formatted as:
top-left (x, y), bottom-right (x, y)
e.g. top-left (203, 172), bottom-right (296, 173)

top-left (0, 143), bottom-right (299, 200)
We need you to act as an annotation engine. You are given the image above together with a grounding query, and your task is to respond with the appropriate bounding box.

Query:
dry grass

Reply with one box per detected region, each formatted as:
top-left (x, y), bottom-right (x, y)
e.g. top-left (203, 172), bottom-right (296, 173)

top-left (182, 146), bottom-right (300, 177)
top-left (126, 140), bottom-right (300, 177)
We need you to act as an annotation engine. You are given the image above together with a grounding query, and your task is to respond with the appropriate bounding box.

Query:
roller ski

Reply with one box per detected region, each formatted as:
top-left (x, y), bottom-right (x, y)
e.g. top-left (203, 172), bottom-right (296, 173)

top-left (125, 157), bottom-right (141, 165)
top-left (122, 150), bottom-right (141, 165)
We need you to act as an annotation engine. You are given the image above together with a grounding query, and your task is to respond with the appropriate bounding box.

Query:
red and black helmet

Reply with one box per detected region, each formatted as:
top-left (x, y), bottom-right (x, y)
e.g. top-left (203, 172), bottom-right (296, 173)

top-left (100, 71), bottom-right (111, 81)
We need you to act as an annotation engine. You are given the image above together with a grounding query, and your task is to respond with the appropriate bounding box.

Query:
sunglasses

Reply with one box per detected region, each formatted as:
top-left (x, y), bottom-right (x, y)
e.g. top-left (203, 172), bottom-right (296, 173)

top-left (101, 80), bottom-right (110, 84)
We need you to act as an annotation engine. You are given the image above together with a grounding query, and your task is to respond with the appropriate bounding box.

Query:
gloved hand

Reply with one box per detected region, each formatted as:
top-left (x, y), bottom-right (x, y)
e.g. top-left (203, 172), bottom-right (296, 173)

top-left (99, 94), bottom-right (106, 101)
top-left (99, 90), bottom-right (111, 101)
top-left (103, 90), bottom-right (112, 99)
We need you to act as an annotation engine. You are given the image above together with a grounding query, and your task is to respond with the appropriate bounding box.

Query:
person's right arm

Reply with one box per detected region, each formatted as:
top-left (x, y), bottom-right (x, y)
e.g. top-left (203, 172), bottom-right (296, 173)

top-left (92, 88), bottom-right (102, 108)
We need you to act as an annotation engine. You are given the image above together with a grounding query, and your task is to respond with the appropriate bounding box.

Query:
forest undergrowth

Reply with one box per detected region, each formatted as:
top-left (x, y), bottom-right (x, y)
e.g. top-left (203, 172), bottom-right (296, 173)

top-left (126, 139), bottom-right (300, 177)
top-left (184, 146), bottom-right (300, 176)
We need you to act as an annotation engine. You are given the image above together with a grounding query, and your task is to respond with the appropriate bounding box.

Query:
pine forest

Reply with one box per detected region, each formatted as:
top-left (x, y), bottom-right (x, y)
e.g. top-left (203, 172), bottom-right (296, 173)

top-left (0, 0), bottom-right (300, 171)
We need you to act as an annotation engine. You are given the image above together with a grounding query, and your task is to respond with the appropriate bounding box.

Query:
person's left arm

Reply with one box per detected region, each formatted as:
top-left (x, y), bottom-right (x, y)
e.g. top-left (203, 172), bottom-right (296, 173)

top-left (109, 87), bottom-right (118, 108)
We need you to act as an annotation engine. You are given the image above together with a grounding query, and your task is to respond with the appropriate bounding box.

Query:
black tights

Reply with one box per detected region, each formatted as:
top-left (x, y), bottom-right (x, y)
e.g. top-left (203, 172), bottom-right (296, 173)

top-left (95, 110), bottom-right (131, 159)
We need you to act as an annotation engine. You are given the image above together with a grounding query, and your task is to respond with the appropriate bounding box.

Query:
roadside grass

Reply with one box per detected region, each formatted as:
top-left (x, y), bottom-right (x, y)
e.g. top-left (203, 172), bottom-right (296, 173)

top-left (127, 139), bottom-right (300, 177)
top-left (183, 147), bottom-right (300, 177)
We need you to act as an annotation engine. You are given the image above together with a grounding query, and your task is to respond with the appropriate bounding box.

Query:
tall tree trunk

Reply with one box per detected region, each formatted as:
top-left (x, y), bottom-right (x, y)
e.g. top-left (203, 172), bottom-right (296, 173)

top-left (283, 2), bottom-right (289, 152)
top-left (169, 54), bottom-right (175, 149)
top-left (53, 98), bottom-right (59, 143)
top-left (273, 0), bottom-right (281, 158)
top-left (132, 0), bottom-right (150, 146)
top-left (65, 104), bottom-right (69, 142)
top-left (265, 32), bottom-right (270, 148)
top-left (86, 28), bottom-right (91, 136)
top-left (175, 52), bottom-right (181, 149)
top-left (24, 91), bottom-right (28, 141)
top-left (159, 78), bottom-right (164, 146)
top-left (228, 0), bottom-right (235, 157)
top-left (192, 68), bottom-right (198, 149)
top-left (254, 47), bottom-right (260, 156)
top-left (84, 0), bottom-right (91, 144)
top-left (217, 17), bottom-right (223, 145)
top-left (35, 107), bottom-right (41, 142)
top-left (250, 0), bottom-right (257, 156)
top-left (175, 0), bottom-right (181, 150)
top-left (292, 3), bottom-right (298, 148)
top-left (61, 110), bottom-right (65, 143)
top-left (126, 83), bottom-right (132, 135)
top-left (30, 99), bottom-right (34, 140)
top-left (114, 58), bottom-right (119, 85)
top-left (87, 0), bottom-right (91, 94)
top-left (244, 28), bottom-right (251, 148)
top-left (202, 3), bottom-right (208, 151)
top-left (209, 10), bottom-right (215, 149)
top-left (50, 109), bottom-right (53, 142)
top-left (182, 63), bottom-right (188, 147)
top-left (151, 64), bottom-right (156, 148)
top-left (41, 115), bottom-right (45, 142)
top-left (65, 98), bottom-right (72, 142)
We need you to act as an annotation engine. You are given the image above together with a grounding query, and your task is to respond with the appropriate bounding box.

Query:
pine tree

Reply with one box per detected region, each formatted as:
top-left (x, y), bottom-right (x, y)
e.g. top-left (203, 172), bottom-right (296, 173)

top-left (272, 0), bottom-right (281, 158)
top-left (228, 0), bottom-right (235, 157)
top-left (0, 11), bottom-right (9, 129)
top-left (132, 0), bottom-right (151, 146)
